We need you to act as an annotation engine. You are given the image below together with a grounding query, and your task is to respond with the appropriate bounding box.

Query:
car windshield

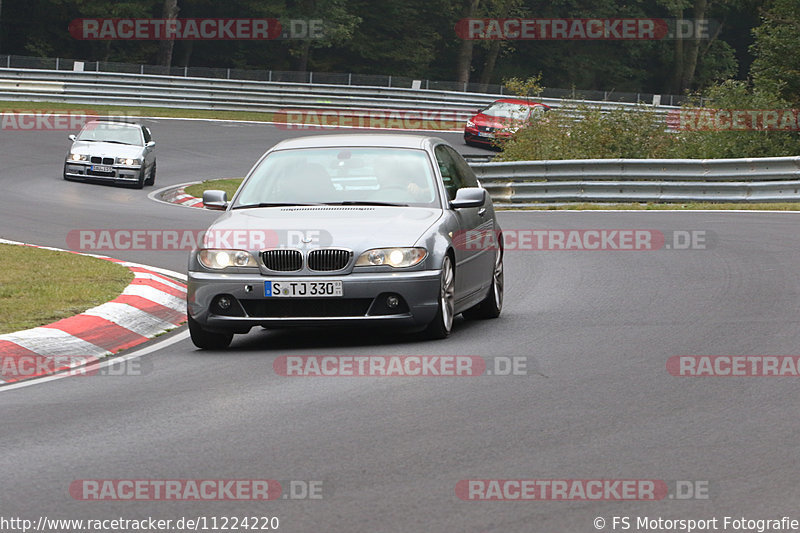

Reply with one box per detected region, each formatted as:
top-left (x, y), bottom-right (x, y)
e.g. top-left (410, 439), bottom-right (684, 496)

top-left (76, 123), bottom-right (143, 145)
top-left (233, 147), bottom-right (439, 208)
top-left (481, 102), bottom-right (535, 120)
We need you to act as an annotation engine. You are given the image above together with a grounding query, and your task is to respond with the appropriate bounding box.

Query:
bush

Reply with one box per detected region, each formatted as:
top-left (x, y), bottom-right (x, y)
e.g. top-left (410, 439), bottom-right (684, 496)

top-left (496, 104), bottom-right (677, 161)
top-left (497, 81), bottom-right (800, 161)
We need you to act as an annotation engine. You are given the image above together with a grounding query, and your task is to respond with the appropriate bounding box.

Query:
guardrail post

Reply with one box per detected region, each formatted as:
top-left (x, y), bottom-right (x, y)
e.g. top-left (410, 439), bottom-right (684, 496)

top-left (309, 72), bottom-right (313, 84)
top-left (140, 65), bottom-right (144, 75)
top-left (388, 75), bottom-right (392, 87)
top-left (7, 55), bottom-right (11, 68)
top-left (184, 66), bottom-right (188, 77)
top-left (348, 73), bottom-right (352, 85)
top-left (268, 70), bottom-right (272, 82)
top-left (56, 57), bottom-right (60, 70)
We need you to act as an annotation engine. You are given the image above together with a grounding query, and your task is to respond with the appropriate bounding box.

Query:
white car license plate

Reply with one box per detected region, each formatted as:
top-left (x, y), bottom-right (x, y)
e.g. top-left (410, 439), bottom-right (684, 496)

top-left (265, 280), bottom-right (343, 297)
top-left (477, 131), bottom-right (494, 138)
top-left (92, 165), bottom-right (113, 172)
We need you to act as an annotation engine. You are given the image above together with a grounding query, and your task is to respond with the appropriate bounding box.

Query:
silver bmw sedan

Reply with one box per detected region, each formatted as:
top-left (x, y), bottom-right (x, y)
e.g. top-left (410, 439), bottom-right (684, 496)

top-left (187, 134), bottom-right (503, 349)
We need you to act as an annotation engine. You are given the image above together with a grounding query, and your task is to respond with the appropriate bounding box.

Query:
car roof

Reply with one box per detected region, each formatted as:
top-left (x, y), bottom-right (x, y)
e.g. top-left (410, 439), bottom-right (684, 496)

top-left (491, 98), bottom-right (549, 107)
top-left (272, 133), bottom-right (445, 150)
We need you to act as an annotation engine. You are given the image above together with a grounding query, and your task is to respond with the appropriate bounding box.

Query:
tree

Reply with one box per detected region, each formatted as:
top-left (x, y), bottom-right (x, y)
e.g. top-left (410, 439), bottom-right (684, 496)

top-left (285, 0), bottom-right (361, 72)
top-left (658, 0), bottom-right (744, 93)
top-left (750, 0), bottom-right (800, 105)
top-left (156, 0), bottom-right (179, 67)
top-left (455, 0), bottom-right (479, 85)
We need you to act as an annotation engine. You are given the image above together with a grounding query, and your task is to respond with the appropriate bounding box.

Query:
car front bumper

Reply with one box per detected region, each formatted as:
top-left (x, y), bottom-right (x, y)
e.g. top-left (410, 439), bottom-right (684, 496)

top-left (187, 269), bottom-right (442, 332)
top-left (64, 162), bottom-right (142, 183)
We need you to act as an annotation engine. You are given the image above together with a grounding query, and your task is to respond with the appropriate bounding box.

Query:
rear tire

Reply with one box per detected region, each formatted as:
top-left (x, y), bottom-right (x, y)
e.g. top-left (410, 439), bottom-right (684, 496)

top-left (463, 245), bottom-right (503, 320)
top-left (188, 314), bottom-right (233, 349)
top-left (423, 255), bottom-right (455, 339)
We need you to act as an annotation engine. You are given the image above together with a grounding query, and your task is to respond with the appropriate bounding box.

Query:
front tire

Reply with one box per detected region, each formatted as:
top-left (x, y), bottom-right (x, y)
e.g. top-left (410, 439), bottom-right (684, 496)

top-left (424, 255), bottom-right (455, 339)
top-left (134, 168), bottom-right (145, 189)
top-left (188, 314), bottom-right (233, 349)
top-left (145, 161), bottom-right (156, 186)
top-left (463, 245), bottom-right (503, 320)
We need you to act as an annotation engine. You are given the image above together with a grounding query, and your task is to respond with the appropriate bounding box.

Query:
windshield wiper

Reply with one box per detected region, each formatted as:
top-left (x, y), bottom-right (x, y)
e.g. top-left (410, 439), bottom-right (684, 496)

top-left (80, 139), bottom-right (133, 145)
top-left (324, 201), bottom-right (408, 207)
top-left (231, 202), bottom-right (325, 209)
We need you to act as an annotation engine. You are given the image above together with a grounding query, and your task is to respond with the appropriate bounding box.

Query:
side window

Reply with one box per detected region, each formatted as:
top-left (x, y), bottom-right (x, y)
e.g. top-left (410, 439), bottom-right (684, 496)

top-left (142, 127), bottom-right (152, 144)
top-left (434, 145), bottom-right (463, 200)
top-left (445, 146), bottom-right (479, 188)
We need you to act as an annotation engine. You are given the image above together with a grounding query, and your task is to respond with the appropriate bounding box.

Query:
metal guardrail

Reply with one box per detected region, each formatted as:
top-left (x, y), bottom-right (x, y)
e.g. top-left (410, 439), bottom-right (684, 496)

top-left (472, 157), bottom-right (800, 204)
top-left (0, 68), bottom-right (676, 126)
top-left (0, 53), bottom-right (689, 105)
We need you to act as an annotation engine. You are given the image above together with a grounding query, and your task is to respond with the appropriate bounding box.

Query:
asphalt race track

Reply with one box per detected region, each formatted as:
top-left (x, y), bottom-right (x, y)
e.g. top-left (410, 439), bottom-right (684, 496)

top-left (3, 119), bottom-right (800, 532)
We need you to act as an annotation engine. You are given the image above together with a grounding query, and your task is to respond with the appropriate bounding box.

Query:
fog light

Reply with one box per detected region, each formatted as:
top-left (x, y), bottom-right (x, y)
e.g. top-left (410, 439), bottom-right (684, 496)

top-left (386, 295), bottom-right (400, 309)
top-left (217, 296), bottom-right (232, 310)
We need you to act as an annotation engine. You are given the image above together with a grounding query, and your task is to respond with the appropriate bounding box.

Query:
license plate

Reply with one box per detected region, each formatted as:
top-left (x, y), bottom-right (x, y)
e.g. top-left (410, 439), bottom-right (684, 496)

top-left (478, 131), bottom-right (494, 138)
top-left (92, 165), bottom-right (112, 172)
top-left (265, 280), bottom-right (343, 297)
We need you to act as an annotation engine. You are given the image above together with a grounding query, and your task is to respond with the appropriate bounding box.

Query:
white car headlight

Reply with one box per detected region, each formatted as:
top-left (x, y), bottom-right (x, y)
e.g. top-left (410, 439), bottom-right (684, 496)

top-left (115, 157), bottom-right (142, 166)
top-left (355, 247), bottom-right (427, 268)
top-left (198, 249), bottom-right (258, 269)
top-left (69, 153), bottom-right (88, 161)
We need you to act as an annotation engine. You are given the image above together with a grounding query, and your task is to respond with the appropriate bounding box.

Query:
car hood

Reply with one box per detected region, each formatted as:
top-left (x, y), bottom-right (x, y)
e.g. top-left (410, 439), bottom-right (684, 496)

top-left (206, 206), bottom-right (443, 251)
top-left (69, 140), bottom-right (145, 158)
top-left (472, 113), bottom-right (518, 130)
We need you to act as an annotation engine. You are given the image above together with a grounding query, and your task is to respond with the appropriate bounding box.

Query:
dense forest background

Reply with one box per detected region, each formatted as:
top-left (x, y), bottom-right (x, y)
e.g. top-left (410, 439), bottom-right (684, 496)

top-left (0, 0), bottom-right (794, 97)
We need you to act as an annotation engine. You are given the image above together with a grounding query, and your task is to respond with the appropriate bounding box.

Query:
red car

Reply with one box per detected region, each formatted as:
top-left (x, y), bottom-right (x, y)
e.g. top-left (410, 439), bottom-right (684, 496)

top-left (464, 98), bottom-right (550, 149)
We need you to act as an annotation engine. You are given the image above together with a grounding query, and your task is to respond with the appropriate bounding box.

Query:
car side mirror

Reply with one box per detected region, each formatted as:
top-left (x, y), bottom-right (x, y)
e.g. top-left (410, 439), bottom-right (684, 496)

top-left (450, 187), bottom-right (486, 209)
top-left (203, 190), bottom-right (228, 211)
top-left (146, 141), bottom-right (156, 148)
top-left (68, 134), bottom-right (76, 141)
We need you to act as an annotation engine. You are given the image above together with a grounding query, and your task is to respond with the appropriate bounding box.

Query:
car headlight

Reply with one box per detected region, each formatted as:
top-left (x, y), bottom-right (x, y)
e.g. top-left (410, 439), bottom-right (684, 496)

top-left (466, 120), bottom-right (475, 128)
top-left (198, 249), bottom-right (258, 269)
top-left (355, 247), bottom-right (427, 268)
top-left (115, 157), bottom-right (142, 166)
top-left (69, 153), bottom-right (88, 162)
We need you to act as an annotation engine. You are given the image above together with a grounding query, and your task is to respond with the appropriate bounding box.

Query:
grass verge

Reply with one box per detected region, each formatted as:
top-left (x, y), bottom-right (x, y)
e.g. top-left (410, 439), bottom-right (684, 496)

top-left (183, 178), bottom-right (244, 200)
top-left (0, 100), bottom-right (283, 123)
top-left (0, 244), bottom-right (134, 335)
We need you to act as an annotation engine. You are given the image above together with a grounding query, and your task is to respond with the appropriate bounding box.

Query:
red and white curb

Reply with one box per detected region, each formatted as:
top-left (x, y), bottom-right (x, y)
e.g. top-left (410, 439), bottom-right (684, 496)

top-left (0, 239), bottom-right (187, 384)
top-left (159, 183), bottom-right (204, 208)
